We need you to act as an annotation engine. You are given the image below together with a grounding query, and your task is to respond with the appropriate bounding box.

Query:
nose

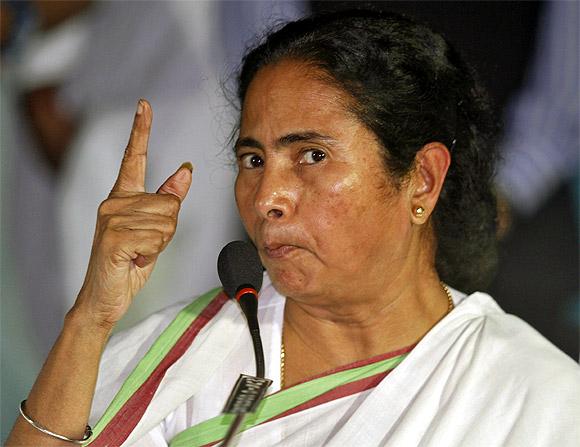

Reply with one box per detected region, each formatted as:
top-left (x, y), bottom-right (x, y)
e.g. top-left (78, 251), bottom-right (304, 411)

top-left (254, 167), bottom-right (297, 221)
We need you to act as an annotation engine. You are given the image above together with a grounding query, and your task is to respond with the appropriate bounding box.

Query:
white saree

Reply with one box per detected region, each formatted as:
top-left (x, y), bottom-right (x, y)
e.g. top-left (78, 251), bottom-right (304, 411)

top-left (90, 273), bottom-right (580, 446)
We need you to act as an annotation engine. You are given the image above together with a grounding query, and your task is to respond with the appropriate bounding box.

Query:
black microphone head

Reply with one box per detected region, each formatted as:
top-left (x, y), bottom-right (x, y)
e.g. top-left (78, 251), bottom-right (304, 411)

top-left (218, 240), bottom-right (263, 299)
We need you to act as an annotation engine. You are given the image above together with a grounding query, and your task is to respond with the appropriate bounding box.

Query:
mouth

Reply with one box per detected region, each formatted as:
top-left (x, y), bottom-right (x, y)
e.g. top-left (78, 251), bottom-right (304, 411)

top-left (263, 243), bottom-right (298, 259)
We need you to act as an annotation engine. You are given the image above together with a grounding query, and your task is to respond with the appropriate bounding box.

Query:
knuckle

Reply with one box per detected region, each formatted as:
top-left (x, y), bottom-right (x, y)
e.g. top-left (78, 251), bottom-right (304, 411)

top-left (106, 215), bottom-right (123, 228)
top-left (150, 231), bottom-right (164, 249)
top-left (164, 194), bottom-right (181, 213)
top-left (99, 196), bottom-right (130, 215)
top-left (164, 232), bottom-right (175, 245)
top-left (98, 214), bottom-right (113, 232)
top-left (162, 226), bottom-right (176, 244)
top-left (161, 215), bottom-right (178, 234)
top-left (98, 199), bottom-right (114, 216)
top-left (123, 146), bottom-right (146, 161)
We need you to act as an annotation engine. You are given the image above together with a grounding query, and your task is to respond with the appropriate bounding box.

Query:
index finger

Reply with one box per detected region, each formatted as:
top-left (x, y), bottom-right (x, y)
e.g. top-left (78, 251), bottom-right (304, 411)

top-left (111, 99), bottom-right (152, 194)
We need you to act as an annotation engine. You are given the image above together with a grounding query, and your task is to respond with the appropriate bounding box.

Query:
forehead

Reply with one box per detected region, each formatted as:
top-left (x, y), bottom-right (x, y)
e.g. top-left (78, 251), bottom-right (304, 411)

top-left (240, 60), bottom-right (361, 141)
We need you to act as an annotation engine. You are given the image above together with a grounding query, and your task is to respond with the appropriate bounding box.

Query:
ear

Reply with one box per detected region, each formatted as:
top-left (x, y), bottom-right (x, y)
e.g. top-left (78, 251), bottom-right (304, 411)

top-left (408, 142), bottom-right (451, 224)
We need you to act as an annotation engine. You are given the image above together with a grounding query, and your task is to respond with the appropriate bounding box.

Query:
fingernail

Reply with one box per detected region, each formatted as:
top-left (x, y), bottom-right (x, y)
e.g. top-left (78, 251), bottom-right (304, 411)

top-left (180, 161), bottom-right (193, 173)
top-left (137, 99), bottom-right (144, 115)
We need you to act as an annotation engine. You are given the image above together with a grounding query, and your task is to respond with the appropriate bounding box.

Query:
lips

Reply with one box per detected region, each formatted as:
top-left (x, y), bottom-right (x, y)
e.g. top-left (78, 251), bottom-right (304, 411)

top-left (264, 244), bottom-right (297, 258)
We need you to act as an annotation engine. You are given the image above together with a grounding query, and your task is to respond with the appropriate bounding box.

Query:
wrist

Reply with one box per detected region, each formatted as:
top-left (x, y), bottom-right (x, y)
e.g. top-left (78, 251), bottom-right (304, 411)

top-left (64, 303), bottom-right (114, 343)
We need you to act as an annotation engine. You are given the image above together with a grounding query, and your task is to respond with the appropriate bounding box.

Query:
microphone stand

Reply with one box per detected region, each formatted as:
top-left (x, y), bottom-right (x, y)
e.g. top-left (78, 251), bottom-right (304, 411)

top-left (221, 414), bottom-right (246, 447)
top-left (220, 291), bottom-right (270, 447)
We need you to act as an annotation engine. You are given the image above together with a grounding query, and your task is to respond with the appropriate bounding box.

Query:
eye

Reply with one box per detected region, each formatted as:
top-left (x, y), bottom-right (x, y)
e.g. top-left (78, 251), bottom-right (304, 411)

top-left (300, 148), bottom-right (326, 165)
top-left (239, 153), bottom-right (264, 169)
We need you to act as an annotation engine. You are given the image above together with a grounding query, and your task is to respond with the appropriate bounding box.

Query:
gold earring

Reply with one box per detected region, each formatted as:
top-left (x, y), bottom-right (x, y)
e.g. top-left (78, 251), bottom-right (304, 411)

top-left (415, 206), bottom-right (425, 217)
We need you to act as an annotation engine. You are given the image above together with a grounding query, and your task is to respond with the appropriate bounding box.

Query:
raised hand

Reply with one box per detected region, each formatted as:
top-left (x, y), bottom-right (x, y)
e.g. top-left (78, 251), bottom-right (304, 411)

top-left (6, 99), bottom-right (194, 446)
top-left (72, 99), bottom-right (193, 330)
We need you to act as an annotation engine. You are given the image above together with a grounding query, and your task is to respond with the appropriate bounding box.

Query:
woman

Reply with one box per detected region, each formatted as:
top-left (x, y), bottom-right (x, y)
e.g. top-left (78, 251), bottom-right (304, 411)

top-left (8, 10), bottom-right (579, 447)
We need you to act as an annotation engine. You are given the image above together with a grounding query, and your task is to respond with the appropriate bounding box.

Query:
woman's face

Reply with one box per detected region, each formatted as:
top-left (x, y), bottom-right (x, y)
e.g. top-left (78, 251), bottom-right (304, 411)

top-left (235, 60), bottom-right (414, 303)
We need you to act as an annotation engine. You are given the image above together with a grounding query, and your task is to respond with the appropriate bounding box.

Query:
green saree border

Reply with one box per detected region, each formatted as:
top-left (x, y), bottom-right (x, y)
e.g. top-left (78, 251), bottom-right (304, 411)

top-left (169, 352), bottom-right (407, 447)
top-left (88, 287), bottom-right (222, 444)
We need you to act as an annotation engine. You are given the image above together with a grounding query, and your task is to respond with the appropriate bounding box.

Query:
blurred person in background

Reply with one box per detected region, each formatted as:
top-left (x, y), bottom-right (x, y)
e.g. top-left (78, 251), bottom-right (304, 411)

top-left (1, 0), bottom-right (305, 441)
top-left (493, 0), bottom-right (579, 356)
top-left (496, 1), bottom-right (578, 218)
top-left (2, 1), bottom-right (92, 439)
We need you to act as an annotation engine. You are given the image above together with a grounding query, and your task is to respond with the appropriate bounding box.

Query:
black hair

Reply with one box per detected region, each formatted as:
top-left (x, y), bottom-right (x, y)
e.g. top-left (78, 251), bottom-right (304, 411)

top-left (236, 9), bottom-right (499, 292)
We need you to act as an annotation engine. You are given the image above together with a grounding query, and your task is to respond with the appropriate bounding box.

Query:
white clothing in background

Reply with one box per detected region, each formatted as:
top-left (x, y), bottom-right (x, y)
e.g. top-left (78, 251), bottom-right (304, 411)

top-left (497, 1), bottom-right (579, 216)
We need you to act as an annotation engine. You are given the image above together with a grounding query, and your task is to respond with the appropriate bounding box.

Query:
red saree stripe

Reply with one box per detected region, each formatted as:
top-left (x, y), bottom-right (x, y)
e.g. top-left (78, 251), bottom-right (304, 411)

top-left (270, 342), bottom-right (415, 397)
top-left (266, 369), bottom-right (391, 422)
top-left (90, 292), bottom-right (228, 447)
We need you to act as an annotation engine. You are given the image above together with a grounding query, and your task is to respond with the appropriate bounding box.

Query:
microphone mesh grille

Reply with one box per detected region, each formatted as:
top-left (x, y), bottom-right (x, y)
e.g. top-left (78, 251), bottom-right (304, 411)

top-left (217, 241), bottom-right (263, 298)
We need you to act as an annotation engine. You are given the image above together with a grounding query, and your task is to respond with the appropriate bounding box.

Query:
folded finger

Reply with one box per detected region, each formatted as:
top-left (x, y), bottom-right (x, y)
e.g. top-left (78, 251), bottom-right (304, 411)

top-left (100, 193), bottom-right (181, 218)
top-left (104, 228), bottom-right (166, 262)
top-left (134, 254), bottom-right (157, 269)
top-left (104, 213), bottom-right (176, 236)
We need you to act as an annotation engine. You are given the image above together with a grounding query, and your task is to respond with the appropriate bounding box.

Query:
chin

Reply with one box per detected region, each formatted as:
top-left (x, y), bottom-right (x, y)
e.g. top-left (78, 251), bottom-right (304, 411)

top-left (266, 265), bottom-right (312, 298)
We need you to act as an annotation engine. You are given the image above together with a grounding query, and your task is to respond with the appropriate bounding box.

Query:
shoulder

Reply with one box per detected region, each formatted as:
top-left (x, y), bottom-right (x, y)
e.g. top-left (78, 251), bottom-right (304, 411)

top-left (429, 291), bottom-right (580, 444)
top-left (457, 291), bottom-right (578, 376)
top-left (450, 292), bottom-right (580, 439)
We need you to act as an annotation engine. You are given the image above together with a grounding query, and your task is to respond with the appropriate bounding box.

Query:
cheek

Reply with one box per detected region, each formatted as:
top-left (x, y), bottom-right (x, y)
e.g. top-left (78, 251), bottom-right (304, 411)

top-left (329, 167), bottom-right (385, 216)
top-left (311, 174), bottom-right (369, 239)
top-left (311, 171), bottom-right (401, 255)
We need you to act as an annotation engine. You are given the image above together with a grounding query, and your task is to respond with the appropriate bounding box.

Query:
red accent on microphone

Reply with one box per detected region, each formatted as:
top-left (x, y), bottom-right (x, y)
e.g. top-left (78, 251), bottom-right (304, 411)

top-left (235, 287), bottom-right (258, 302)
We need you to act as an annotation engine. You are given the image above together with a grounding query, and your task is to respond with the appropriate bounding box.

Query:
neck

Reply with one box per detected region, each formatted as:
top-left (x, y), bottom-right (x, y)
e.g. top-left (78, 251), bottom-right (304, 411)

top-left (281, 265), bottom-right (451, 385)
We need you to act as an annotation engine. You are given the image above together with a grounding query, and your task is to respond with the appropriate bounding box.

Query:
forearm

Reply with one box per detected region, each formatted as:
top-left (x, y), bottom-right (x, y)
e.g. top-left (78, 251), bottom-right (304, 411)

top-left (6, 99), bottom-right (191, 445)
top-left (6, 306), bottom-right (112, 446)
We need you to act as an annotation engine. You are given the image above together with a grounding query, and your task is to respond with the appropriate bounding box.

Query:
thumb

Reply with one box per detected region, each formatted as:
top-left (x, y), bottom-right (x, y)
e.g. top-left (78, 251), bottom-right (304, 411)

top-left (157, 162), bottom-right (193, 201)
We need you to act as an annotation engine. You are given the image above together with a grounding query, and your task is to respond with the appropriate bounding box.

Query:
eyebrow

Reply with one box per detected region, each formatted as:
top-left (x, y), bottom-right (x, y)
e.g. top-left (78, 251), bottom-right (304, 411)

top-left (235, 131), bottom-right (336, 152)
top-left (235, 137), bottom-right (264, 152)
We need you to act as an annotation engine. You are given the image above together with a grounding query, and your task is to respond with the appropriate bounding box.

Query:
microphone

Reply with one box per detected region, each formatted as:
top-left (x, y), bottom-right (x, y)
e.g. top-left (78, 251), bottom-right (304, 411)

top-left (218, 240), bottom-right (263, 302)
top-left (218, 241), bottom-right (264, 376)
top-left (217, 241), bottom-right (271, 447)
